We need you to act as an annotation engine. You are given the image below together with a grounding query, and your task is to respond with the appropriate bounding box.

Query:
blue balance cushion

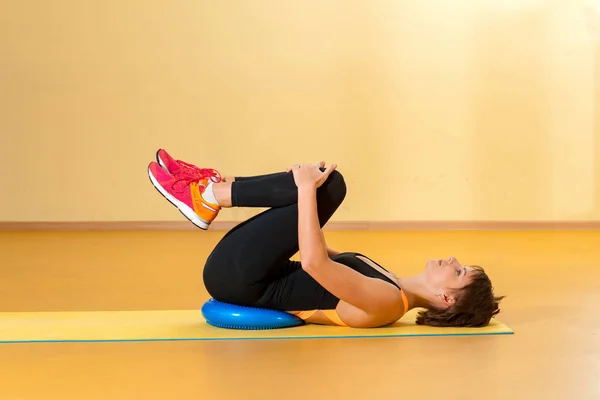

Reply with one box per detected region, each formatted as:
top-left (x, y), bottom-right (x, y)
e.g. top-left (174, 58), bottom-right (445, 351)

top-left (201, 298), bottom-right (305, 330)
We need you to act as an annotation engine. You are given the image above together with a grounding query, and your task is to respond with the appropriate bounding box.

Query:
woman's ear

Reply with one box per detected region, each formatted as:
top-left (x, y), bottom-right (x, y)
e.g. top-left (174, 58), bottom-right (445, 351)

top-left (435, 292), bottom-right (456, 308)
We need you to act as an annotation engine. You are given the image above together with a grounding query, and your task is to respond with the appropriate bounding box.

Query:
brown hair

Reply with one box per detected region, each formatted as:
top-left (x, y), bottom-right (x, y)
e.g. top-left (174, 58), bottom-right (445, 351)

top-left (415, 266), bottom-right (504, 327)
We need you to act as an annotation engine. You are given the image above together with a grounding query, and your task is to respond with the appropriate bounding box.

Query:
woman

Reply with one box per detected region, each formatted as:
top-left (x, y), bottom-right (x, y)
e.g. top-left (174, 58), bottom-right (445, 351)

top-left (148, 149), bottom-right (504, 328)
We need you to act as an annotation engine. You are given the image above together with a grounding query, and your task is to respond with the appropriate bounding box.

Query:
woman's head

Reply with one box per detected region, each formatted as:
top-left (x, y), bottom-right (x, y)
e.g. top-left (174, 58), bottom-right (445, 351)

top-left (416, 257), bottom-right (504, 327)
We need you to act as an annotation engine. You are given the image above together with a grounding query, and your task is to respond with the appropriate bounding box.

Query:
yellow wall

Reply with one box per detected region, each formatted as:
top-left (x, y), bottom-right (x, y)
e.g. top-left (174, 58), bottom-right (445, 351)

top-left (1, 0), bottom-right (598, 222)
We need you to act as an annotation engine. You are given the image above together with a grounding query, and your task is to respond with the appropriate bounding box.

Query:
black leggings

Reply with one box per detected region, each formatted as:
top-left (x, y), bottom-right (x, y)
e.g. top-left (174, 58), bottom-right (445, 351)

top-left (203, 170), bottom-right (346, 311)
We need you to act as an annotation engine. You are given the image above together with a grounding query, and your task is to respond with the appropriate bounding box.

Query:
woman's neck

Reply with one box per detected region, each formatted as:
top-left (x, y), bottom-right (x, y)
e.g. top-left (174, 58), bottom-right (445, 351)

top-left (395, 274), bottom-right (433, 310)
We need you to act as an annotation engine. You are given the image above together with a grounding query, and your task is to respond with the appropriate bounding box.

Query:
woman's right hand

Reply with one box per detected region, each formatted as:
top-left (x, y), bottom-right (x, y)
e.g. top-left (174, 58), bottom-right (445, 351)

top-left (287, 162), bottom-right (337, 189)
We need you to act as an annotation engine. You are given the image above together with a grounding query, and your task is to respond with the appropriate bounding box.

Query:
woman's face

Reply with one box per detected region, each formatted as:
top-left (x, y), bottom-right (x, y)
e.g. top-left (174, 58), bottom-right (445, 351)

top-left (424, 256), bottom-right (476, 304)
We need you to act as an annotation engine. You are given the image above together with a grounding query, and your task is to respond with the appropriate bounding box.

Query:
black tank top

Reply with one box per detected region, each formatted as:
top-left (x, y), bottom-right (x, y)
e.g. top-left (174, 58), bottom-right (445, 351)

top-left (316, 252), bottom-right (401, 309)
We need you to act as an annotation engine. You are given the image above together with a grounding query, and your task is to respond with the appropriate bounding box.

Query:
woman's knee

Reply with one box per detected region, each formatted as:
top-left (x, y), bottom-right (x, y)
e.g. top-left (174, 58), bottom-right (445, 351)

top-left (321, 169), bottom-right (347, 204)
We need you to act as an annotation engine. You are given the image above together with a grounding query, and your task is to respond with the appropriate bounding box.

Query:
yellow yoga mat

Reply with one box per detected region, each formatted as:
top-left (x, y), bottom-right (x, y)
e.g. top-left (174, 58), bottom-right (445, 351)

top-left (0, 309), bottom-right (513, 343)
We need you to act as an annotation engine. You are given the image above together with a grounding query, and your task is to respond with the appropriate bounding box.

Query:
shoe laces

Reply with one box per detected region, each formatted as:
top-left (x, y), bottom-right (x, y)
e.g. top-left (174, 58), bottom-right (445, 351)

top-left (176, 160), bottom-right (222, 181)
top-left (171, 161), bottom-right (222, 191)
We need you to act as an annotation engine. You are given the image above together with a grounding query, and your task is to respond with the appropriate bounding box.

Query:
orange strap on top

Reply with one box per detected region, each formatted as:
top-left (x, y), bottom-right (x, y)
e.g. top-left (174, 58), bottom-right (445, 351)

top-left (400, 290), bottom-right (409, 316)
top-left (295, 309), bottom-right (347, 326)
top-left (295, 310), bottom-right (318, 320)
top-left (322, 310), bottom-right (347, 326)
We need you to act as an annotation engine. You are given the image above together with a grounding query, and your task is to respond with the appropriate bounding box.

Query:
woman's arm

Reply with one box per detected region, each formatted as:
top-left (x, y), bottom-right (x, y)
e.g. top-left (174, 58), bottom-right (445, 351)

top-left (297, 186), bottom-right (400, 315)
top-left (297, 186), bottom-right (330, 266)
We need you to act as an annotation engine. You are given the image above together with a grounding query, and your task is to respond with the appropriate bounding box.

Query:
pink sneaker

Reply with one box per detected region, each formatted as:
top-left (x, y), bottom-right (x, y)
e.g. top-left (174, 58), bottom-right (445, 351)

top-left (147, 162), bottom-right (221, 230)
top-left (156, 149), bottom-right (222, 183)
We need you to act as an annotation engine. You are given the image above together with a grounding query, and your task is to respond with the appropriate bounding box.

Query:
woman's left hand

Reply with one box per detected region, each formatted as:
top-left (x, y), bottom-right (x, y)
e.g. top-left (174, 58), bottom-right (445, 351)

top-left (287, 161), bottom-right (337, 189)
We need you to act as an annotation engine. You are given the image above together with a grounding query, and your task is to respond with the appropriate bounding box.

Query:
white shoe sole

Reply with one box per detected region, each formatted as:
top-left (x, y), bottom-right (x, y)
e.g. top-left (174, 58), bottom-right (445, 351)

top-left (148, 166), bottom-right (210, 230)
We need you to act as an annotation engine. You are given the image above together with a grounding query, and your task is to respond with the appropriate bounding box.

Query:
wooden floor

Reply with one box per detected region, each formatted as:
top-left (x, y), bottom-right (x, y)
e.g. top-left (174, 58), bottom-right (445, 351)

top-left (1, 230), bottom-right (599, 400)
